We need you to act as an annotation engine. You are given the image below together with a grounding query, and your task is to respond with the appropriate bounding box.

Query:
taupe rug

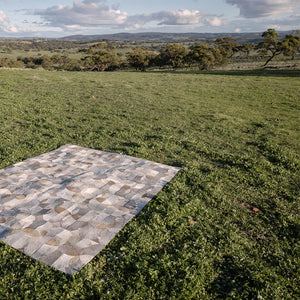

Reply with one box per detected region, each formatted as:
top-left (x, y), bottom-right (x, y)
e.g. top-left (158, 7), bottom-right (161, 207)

top-left (0, 145), bottom-right (180, 274)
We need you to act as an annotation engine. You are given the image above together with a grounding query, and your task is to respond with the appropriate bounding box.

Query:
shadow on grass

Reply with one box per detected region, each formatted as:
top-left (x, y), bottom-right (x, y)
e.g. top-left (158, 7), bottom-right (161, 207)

top-left (208, 255), bottom-right (261, 298)
top-left (147, 68), bottom-right (300, 77)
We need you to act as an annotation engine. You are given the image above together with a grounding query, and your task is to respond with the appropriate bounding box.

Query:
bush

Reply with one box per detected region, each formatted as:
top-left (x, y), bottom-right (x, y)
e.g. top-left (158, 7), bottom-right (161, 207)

top-left (0, 58), bottom-right (24, 68)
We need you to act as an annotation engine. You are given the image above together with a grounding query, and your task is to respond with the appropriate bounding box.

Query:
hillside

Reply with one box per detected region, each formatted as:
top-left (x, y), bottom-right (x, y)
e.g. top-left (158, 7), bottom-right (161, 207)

top-left (60, 31), bottom-right (293, 43)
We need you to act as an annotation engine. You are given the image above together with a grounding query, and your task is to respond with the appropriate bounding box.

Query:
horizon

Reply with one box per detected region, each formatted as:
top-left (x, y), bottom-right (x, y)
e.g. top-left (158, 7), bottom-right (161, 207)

top-left (0, 29), bottom-right (297, 41)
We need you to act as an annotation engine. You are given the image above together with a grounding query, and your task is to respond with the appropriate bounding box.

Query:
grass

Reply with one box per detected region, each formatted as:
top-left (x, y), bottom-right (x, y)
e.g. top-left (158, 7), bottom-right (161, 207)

top-left (0, 69), bottom-right (299, 299)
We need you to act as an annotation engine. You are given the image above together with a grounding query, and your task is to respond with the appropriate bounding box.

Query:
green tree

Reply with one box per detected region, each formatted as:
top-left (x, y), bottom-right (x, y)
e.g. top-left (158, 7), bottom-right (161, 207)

top-left (50, 54), bottom-right (64, 66)
top-left (258, 28), bottom-right (283, 66)
top-left (159, 43), bottom-right (188, 69)
top-left (41, 56), bottom-right (53, 70)
top-left (215, 36), bottom-right (240, 60)
top-left (62, 58), bottom-right (82, 71)
top-left (189, 44), bottom-right (224, 70)
top-left (238, 43), bottom-right (255, 57)
top-left (83, 43), bottom-right (121, 71)
top-left (126, 48), bottom-right (157, 71)
top-left (0, 57), bottom-right (24, 68)
top-left (281, 32), bottom-right (300, 60)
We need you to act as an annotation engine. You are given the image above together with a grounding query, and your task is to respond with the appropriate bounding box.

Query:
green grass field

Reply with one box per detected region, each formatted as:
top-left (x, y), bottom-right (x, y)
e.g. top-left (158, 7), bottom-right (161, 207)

top-left (0, 69), bottom-right (299, 299)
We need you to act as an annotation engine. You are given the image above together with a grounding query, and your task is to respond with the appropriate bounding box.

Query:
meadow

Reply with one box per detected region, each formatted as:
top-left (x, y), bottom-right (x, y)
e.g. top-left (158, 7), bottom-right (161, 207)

top-left (0, 68), bottom-right (299, 299)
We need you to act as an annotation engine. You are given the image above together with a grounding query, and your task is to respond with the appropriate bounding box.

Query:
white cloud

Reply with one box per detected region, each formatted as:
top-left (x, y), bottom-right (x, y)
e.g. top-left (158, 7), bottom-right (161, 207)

top-left (155, 9), bottom-right (204, 25)
top-left (0, 10), bottom-right (8, 23)
top-left (216, 13), bottom-right (300, 33)
top-left (34, 0), bottom-right (128, 26)
top-left (63, 24), bottom-right (82, 31)
top-left (125, 9), bottom-right (222, 29)
top-left (0, 10), bottom-right (23, 34)
top-left (226, 0), bottom-right (300, 18)
top-left (3, 24), bottom-right (21, 33)
top-left (205, 17), bottom-right (223, 27)
top-left (33, 1), bottom-right (221, 30)
top-left (266, 14), bottom-right (300, 29)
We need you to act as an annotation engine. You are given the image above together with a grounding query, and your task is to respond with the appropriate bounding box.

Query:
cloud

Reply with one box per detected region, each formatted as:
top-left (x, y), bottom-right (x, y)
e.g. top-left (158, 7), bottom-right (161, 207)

top-left (265, 14), bottom-right (300, 29)
top-left (33, 1), bottom-right (222, 31)
top-left (64, 24), bottom-right (82, 31)
top-left (155, 10), bottom-right (204, 25)
top-left (3, 24), bottom-right (21, 33)
top-left (34, 0), bottom-right (128, 26)
top-left (0, 10), bottom-right (23, 33)
top-left (226, 0), bottom-right (300, 18)
top-left (9, 0), bottom-right (296, 37)
top-left (0, 10), bottom-right (8, 23)
top-left (126, 9), bottom-right (203, 27)
top-left (216, 13), bottom-right (300, 33)
top-left (125, 9), bottom-right (224, 30)
top-left (204, 17), bottom-right (223, 27)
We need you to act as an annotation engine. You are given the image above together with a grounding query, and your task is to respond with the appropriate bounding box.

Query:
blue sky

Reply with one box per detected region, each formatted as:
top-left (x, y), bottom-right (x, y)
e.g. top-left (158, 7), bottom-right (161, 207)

top-left (0, 0), bottom-right (299, 37)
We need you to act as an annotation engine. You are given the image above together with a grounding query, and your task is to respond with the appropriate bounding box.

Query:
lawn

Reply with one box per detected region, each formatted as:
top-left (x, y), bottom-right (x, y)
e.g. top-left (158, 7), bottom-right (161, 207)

top-left (0, 69), bottom-right (299, 299)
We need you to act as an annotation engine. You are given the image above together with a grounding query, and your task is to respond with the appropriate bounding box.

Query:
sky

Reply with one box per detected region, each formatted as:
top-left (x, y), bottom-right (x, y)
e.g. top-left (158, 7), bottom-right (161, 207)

top-left (0, 0), bottom-right (299, 38)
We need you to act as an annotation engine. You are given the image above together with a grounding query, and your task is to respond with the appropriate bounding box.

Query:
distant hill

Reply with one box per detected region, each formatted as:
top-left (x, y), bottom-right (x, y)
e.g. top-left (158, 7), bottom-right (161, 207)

top-left (60, 31), bottom-right (293, 44)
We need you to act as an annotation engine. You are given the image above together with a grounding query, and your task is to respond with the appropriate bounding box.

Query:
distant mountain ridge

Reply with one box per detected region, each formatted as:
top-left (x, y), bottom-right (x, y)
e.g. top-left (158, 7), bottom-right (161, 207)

top-left (61, 31), bottom-right (293, 43)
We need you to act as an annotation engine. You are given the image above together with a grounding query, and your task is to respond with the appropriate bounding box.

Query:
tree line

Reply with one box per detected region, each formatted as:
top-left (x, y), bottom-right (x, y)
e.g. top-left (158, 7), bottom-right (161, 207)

top-left (0, 29), bottom-right (299, 71)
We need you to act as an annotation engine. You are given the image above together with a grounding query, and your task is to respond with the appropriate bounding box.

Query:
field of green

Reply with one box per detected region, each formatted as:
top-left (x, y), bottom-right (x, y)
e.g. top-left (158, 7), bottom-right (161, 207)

top-left (0, 69), bottom-right (299, 299)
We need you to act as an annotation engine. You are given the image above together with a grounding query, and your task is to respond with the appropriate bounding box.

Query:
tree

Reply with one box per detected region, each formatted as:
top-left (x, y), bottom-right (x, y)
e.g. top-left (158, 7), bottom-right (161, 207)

top-left (126, 48), bottom-right (157, 71)
top-left (159, 43), bottom-right (188, 69)
top-left (51, 54), bottom-right (64, 66)
top-left (215, 36), bottom-right (240, 60)
top-left (62, 58), bottom-right (82, 71)
top-left (189, 44), bottom-right (224, 70)
top-left (41, 56), bottom-right (52, 70)
top-left (258, 28), bottom-right (283, 66)
top-left (83, 43), bottom-right (120, 71)
top-left (281, 32), bottom-right (300, 60)
top-left (238, 43), bottom-right (255, 58)
top-left (0, 57), bottom-right (24, 68)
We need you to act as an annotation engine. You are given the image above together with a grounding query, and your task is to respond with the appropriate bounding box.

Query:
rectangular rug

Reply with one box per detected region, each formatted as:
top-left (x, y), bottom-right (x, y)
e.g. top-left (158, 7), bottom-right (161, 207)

top-left (0, 145), bottom-right (180, 274)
